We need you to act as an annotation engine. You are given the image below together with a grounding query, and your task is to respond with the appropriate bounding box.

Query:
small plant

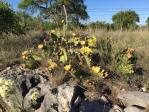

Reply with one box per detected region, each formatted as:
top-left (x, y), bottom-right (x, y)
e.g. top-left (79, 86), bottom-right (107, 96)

top-left (115, 48), bottom-right (137, 74)
top-left (20, 30), bottom-right (113, 81)
top-left (21, 48), bottom-right (43, 69)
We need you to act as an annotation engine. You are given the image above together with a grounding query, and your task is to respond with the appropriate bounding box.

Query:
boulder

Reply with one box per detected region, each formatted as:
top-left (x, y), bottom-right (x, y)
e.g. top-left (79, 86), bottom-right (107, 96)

top-left (118, 91), bottom-right (149, 108)
top-left (0, 66), bottom-right (114, 112)
top-left (124, 106), bottom-right (145, 112)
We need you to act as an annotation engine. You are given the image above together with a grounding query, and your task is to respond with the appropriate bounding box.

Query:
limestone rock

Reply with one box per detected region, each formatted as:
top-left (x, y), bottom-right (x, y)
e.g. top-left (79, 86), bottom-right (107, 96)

top-left (118, 91), bottom-right (149, 108)
top-left (124, 106), bottom-right (145, 112)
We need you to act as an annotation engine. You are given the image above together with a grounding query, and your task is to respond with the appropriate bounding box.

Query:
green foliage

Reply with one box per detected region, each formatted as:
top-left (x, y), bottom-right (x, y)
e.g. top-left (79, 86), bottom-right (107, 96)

top-left (18, 0), bottom-right (89, 26)
top-left (115, 48), bottom-right (137, 74)
top-left (43, 22), bottom-right (56, 30)
top-left (60, 49), bottom-right (68, 64)
top-left (17, 12), bottom-right (43, 31)
top-left (146, 17), bottom-right (149, 28)
top-left (88, 21), bottom-right (111, 30)
top-left (0, 2), bottom-right (22, 34)
top-left (112, 10), bottom-right (139, 30)
top-left (18, 0), bottom-right (33, 10)
top-left (22, 50), bottom-right (43, 69)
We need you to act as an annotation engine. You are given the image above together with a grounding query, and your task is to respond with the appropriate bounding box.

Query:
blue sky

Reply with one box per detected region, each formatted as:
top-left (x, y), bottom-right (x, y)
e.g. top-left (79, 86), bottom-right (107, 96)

top-left (6, 0), bottom-right (149, 25)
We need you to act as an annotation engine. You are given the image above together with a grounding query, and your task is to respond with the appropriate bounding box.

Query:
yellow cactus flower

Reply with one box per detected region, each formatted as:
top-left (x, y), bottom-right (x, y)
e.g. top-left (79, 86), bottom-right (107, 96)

top-left (80, 41), bottom-right (86, 46)
top-left (22, 50), bottom-right (28, 56)
top-left (91, 66), bottom-right (101, 74)
top-left (72, 33), bottom-right (76, 36)
top-left (61, 19), bottom-right (65, 23)
top-left (127, 48), bottom-right (134, 52)
top-left (127, 52), bottom-right (132, 59)
top-left (87, 36), bottom-right (96, 47)
top-left (64, 65), bottom-right (71, 71)
top-left (25, 56), bottom-right (28, 60)
top-left (51, 30), bottom-right (55, 33)
top-left (38, 44), bottom-right (43, 49)
top-left (22, 55), bottom-right (26, 59)
top-left (80, 47), bottom-right (92, 55)
top-left (126, 48), bottom-right (134, 59)
top-left (87, 39), bottom-right (96, 47)
top-left (104, 72), bottom-right (108, 77)
top-left (48, 59), bottom-right (57, 70)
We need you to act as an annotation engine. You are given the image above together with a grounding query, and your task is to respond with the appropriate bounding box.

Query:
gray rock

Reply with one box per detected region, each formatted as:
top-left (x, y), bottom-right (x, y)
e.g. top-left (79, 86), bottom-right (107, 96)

top-left (23, 83), bottom-right (84, 112)
top-left (57, 83), bottom-right (76, 112)
top-left (35, 84), bottom-right (59, 112)
top-left (124, 106), bottom-right (145, 112)
top-left (23, 88), bottom-right (40, 109)
top-left (118, 91), bottom-right (149, 108)
top-left (0, 66), bottom-right (114, 112)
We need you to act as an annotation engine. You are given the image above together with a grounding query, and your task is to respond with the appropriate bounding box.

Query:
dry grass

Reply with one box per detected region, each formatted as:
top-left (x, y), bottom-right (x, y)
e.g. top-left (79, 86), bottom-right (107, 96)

top-left (0, 31), bottom-right (41, 70)
top-left (90, 29), bottom-right (149, 73)
top-left (0, 29), bottom-right (149, 76)
top-left (0, 29), bottom-right (149, 106)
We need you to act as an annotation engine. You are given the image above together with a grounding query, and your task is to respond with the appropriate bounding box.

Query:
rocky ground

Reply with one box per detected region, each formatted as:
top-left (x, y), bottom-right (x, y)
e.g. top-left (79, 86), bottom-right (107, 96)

top-left (0, 66), bottom-right (148, 112)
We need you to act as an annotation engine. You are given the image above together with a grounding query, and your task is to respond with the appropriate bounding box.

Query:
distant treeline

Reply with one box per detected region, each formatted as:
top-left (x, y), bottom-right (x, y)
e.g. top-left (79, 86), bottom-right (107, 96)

top-left (1, 1), bottom-right (149, 34)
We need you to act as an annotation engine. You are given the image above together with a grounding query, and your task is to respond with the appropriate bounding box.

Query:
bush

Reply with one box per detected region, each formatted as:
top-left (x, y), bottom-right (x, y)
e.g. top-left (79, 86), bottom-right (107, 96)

top-left (0, 2), bottom-right (22, 34)
top-left (115, 48), bottom-right (137, 74)
top-left (43, 22), bottom-right (56, 30)
top-left (21, 49), bottom-right (43, 69)
top-left (21, 30), bottom-right (110, 80)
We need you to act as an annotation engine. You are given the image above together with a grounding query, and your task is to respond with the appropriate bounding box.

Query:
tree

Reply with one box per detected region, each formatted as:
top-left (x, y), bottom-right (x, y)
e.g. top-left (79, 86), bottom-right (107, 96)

top-left (17, 11), bottom-right (43, 31)
top-left (112, 10), bottom-right (139, 30)
top-left (88, 21), bottom-right (111, 30)
top-left (146, 17), bottom-right (149, 29)
top-left (18, 0), bottom-right (89, 26)
top-left (0, 2), bottom-right (22, 34)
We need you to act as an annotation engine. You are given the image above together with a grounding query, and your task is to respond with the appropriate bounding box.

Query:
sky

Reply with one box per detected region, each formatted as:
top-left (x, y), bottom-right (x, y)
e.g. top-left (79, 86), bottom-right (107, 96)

top-left (6, 0), bottom-right (149, 25)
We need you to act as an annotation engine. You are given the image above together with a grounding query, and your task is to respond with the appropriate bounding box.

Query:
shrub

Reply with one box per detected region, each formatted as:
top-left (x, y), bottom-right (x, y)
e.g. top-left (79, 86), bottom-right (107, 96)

top-left (21, 49), bottom-right (43, 69)
top-left (21, 30), bottom-right (110, 80)
top-left (115, 48), bottom-right (137, 74)
top-left (0, 2), bottom-right (22, 34)
top-left (43, 22), bottom-right (56, 30)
